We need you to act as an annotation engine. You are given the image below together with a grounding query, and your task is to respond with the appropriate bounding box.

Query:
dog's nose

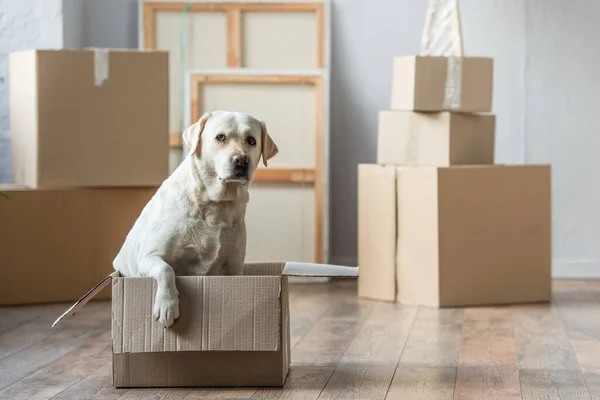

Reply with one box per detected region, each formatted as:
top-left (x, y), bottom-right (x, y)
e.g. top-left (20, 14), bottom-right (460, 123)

top-left (232, 154), bottom-right (249, 165)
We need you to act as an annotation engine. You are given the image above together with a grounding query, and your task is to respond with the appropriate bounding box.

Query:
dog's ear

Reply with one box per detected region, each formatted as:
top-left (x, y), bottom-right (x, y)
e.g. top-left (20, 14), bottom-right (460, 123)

top-left (182, 112), bottom-right (211, 157)
top-left (260, 120), bottom-right (279, 167)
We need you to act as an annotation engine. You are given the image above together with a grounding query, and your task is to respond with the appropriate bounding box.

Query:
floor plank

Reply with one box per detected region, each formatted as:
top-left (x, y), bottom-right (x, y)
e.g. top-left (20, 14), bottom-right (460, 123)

top-left (291, 293), bottom-right (375, 367)
top-left (386, 366), bottom-right (456, 400)
top-left (0, 304), bottom-right (58, 335)
top-left (287, 285), bottom-right (337, 350)
top-left (318, 302), bottom-right (418, 399)
top-left (0, 302), bottom-right (111, 391)
top-left (520, 369), bottom-right (591, 400)
top-left (386, 308), bottom-right (463, 400)
top-left (453, 307), bottom-right (521, 400)
top-left (513, 304), bottom-right (580, 371)
top-left (0, 332), bottom-right (111, 400)
top-left (7, 280), bottom-right (600, 399)
top-left (251, 366), bottom-right (334, 399)
top-left (554, 280), bottom-right (600, 340)
top-left (577, 368), bottom-right (600, 400)
top-left (185, 387), bottom-right (258, 399)
top-left (50, 363), bottom-right (126, 400)
top-left (117, 388), bottom-right (193, 400)
top-left (397, 308), bottom-right (463, 368)
top-left (0, 304), bottom-right (71, 360)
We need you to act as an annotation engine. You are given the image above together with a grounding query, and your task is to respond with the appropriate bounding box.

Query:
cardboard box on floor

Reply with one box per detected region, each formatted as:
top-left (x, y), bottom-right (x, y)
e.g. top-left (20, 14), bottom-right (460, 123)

top-left (9, 49), bottom-right (169, 188)
top-left (357, 164), bottom-right (552, 307)
top-left (391, 56), bottom-right (493, 112)
top-left (0, 185), bottom-right (157, 305)
top-left (377, 110), bottom-right (496, 166)
top-left (52, 262), bottom-right (359, 388)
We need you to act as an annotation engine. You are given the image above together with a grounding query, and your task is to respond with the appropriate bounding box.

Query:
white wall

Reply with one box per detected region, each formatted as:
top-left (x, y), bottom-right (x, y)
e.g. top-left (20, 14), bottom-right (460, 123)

top-left (329, 0), bottom-right (600, 278)
top-left (63, 0), bottom-right (84, 49)
top-left (0, 0), bottom-right (64, 182)
top-left (82, 0), bottom-right (138, 49)
top-left (1, 0), bottom-right (599, 277)
top-left (523, 0), bottom-right (600, 277)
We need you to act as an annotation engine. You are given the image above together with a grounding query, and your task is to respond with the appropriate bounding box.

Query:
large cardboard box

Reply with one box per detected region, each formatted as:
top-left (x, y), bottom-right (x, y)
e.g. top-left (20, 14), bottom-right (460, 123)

top-left (377, 110), bottom-right (495, 166)
top-left (9, 49), bottom-right (169, 188)
top-left (357, 164), bottom-right (551, 307)
top-left (391, 56), bottom-right (493, 112)
top-left (0, 185), bottom-right (157, 305)
top-left (53, 262), bottom-right (359, 387)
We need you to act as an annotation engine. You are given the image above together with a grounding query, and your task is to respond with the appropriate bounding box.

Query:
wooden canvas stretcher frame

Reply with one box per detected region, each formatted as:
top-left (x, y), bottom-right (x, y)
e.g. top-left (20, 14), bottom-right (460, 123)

top-left (138, 0), bottom-right (331, 264)
top-left (183, 68), bottom-right (327, 264)
top-left (139, 0), bottom-right (326, 69)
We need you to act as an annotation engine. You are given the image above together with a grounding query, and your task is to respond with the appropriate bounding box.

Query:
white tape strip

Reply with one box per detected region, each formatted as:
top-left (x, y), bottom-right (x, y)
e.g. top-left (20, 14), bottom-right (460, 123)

top-left (443, 56), bottom-right (463, 109)
top-left (419, 0), bottom-right (464, 109)
top-left (93, 48), bottom-right (109, 86)
top-left (420, 0), bottom-right (463, 57)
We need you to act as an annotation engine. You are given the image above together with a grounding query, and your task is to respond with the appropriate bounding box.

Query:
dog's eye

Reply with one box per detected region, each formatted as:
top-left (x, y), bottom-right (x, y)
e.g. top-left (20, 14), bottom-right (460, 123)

top-left (247, 136), bottom-right (256, 145)
top-left (215, 134), bottom-right (226, 142)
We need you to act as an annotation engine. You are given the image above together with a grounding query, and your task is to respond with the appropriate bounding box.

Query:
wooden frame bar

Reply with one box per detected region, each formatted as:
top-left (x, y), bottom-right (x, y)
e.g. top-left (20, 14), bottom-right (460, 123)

top-left (226, 8), bottom-right (242, 67)
top-left (140, 1), bottom-right (330, 263)
top-left (186, 71), bottom-right (324, 263)
top-left (140, 1), bottom-right (325, 68)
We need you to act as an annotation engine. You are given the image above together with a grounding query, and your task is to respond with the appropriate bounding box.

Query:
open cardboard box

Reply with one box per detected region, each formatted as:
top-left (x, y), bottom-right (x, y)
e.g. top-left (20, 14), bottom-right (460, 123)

top-left (53, 261), bottom-right (359, 388)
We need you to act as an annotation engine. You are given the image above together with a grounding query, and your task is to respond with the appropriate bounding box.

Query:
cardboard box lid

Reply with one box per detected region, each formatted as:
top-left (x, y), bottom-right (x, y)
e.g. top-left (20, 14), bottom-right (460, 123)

top-left (52, 262), bottom-right (359, 329)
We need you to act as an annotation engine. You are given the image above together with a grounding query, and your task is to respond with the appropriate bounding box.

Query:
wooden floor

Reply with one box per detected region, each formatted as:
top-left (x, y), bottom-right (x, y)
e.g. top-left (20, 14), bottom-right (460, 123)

top-left (1, 279), bottom-right (600, 399)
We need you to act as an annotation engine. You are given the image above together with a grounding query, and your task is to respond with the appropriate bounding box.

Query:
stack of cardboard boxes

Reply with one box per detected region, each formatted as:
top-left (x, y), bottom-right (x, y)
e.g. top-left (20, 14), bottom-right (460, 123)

top-left (358, 55), bottom-right (552, 307)
top-left (0, 49), bottom-right (169, 305)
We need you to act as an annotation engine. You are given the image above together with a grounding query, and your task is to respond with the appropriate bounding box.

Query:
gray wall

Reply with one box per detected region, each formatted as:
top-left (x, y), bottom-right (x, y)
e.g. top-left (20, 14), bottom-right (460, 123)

top-left (0, 0), bottom-right (64, 182)
top-left (2, 0), bottom-right (600, 276)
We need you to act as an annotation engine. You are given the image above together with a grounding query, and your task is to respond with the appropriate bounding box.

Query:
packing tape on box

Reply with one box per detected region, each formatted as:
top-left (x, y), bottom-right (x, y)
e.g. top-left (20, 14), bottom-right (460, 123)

top-left (419, 0), bottom-right (464, 109)
top-left (93, 48), bottom-right (109, 86)
top-left (444, 56), bottom-right (463, 109)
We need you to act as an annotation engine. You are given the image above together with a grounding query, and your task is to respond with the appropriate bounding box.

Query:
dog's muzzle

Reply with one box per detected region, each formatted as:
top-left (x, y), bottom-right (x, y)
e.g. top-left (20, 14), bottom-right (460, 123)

top-left (222, 154), bottom-right (249, 182)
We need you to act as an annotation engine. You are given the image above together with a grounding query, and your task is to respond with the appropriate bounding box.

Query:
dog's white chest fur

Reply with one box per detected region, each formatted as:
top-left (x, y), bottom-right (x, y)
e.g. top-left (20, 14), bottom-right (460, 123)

top-left (175, 200), bottom-right (247, 276)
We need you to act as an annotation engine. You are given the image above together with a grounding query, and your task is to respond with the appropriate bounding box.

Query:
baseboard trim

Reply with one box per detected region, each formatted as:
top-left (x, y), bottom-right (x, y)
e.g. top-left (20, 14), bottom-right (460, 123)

top-left (553, 260), bottom-right (600, 279)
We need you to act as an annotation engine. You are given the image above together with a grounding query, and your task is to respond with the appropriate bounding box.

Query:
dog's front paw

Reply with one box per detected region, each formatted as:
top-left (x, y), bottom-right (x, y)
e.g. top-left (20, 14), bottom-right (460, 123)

top-left (153, 290), bottom-right (180, 328)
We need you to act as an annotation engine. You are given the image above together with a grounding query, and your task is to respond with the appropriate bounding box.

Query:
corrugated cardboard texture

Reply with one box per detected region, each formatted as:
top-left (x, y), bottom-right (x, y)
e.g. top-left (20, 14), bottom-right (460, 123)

top-left (111, 262), bottom-right (291, 387)
top-left (357, 164), bottom-right (397, 302)
top-left (112, 275), bottom-right (281, 353)
top-left (0, 186), bottom-right (157, 305)
top-left (243, 262), bottom-right (284, 276)
top-left (397, 165), bottom-right (551, 307)
top-left (280, 274), bottom-right (291, 381)
top-left (112, 351), bottom-right (286, 387)
top-left (391, 56), bottom-right (493, 112)
top-left (9, 49), bottom-right (169, 188)
top-left (377, 111), bottom-right (495, 166)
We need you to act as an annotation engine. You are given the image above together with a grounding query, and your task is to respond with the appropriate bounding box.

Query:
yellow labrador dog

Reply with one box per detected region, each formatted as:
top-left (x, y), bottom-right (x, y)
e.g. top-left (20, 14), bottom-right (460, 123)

top-left (112, 111), bottom-right (278, 328)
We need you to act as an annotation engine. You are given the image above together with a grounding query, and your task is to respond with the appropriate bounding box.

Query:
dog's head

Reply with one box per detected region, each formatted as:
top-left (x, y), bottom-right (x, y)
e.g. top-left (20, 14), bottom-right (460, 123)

top-left (181, 111), bottom-right (278, 184)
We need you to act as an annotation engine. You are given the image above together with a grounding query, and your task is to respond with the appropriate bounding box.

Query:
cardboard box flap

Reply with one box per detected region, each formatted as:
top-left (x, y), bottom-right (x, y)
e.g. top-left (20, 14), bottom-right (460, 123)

top-left (52, 271), bottom-right (119, 327)
top-left (112, 275), bottom-right (282, 353)
top-left (282, 262), bottom-right (359, 278)
top-left (243, 262), bottom-right (286, 276)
